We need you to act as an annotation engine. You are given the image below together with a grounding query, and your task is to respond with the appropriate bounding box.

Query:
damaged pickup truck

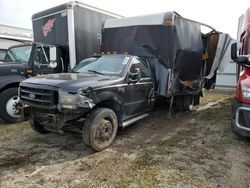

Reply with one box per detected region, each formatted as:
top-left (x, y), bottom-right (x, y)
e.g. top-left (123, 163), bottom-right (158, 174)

top-left (19, 12), bottom-right (235, 151)
top-left (20, 54), bottom-right (154, 151)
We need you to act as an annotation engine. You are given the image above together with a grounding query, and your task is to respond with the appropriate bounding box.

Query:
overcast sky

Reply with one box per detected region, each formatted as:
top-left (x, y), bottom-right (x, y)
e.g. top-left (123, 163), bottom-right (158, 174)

top-left (0, 0), bottom-right (249, 38)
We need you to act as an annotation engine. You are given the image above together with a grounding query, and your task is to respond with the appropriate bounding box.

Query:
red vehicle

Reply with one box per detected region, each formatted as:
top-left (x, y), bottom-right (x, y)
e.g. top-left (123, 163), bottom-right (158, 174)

top-left (231, 8), bottom-right (250, 137)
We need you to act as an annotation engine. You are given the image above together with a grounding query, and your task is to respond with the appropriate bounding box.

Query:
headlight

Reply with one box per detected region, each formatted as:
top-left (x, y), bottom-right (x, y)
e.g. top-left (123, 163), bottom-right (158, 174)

top-left (78, 89), bottom-right (95, 108)
top-left (242, 85), bottom-right (250, 100)
top-left (59, 90), bottom-right (78, 109)
top-left (59, 89), bottom-right (95, 109)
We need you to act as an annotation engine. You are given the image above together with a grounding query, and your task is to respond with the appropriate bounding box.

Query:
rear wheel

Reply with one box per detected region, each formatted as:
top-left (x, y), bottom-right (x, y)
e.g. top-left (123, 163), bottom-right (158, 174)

top-left (193, 93), bottom-right (201, 106)
top-left (83, 107), bottom-right (118, 151)
top-left (175, 95), bottom-right (194, 111)
top-left (29, 119), bottom-right (51, 134)
top-left (176, 96), bottom-right (183, 110)
top-left (183, 95), bottom-right (194, 111)
top-left (0, 88), bottom-right (22, 123)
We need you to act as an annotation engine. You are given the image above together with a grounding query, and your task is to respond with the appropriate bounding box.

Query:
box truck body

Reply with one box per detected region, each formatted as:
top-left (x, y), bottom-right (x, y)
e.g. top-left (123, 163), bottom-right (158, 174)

top-left (32, 1), bottom-right (122, 69)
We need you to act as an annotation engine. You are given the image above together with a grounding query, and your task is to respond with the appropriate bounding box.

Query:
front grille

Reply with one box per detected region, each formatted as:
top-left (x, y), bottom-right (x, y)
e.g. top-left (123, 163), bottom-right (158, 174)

top-left (20, 86), bottom-right (58, 108)
top-left (238, 109), bottom-right (250, 128)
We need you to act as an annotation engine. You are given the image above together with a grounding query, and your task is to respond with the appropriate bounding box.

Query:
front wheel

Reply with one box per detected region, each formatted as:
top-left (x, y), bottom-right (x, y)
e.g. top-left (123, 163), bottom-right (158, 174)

top-left (0, 88), bottom-right (22, 123)
top-left (29, 119), bottom-right (51, 134)
top-left (83, 108), bottom-right (118, 151)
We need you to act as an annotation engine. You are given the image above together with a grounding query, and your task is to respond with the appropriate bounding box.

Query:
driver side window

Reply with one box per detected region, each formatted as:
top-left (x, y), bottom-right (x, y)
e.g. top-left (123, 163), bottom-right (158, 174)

top-left (0, 49), bottom-right (7, 61)
top-left (34, 46), bottom-right (57, 66)
top-left (34, 47), bottom-right (50, 65)
top-left (130, 58), bottom-right (151, 78)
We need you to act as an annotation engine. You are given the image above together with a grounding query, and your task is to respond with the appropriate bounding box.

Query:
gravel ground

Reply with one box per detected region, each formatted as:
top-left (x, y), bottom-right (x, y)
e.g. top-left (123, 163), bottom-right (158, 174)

top-left (1, 89), bottom-right (250, 188)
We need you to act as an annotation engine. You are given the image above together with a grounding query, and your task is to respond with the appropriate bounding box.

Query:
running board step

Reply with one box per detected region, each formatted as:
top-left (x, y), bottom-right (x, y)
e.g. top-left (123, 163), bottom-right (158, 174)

top-left (122, 113), bottom-right (149, 128)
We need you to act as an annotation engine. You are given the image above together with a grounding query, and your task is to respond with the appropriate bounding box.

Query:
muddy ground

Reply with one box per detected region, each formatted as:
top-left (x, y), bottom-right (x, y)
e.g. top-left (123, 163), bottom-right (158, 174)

top-left (1, 89), bottom-right (250, 187)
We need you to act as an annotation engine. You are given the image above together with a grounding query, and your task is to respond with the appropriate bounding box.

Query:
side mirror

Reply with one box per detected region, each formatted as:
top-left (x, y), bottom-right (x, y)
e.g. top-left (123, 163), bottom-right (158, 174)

top-left (231, 43), bottom-right (238, 61)
top-left (49, 47), bottom-right (57, 61)
top-left (128, 68), bottom-right (141, 83)
top-left (237, 55), bottom-right (249, 63)
top-left (231, 43), bottom-right (250, 68)
top-left (49, 61), bottom-right (58, 68)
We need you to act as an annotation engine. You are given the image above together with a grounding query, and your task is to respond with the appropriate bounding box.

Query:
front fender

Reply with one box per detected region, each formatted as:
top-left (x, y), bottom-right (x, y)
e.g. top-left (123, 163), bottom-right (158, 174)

top-left (0, 75), bottom-right (26, 91)
top-left (77, 89), bottom-right (124, 109)
top-left (84, 87), bottom-right (124, 105)
top-left (95, 90), bottom-right (124, 105)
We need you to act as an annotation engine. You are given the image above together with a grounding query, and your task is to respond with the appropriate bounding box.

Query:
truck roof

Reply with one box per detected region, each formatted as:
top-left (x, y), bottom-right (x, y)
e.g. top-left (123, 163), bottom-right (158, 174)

top-left (32, 1), bottom-right (123, 21)
top-left (104, 11), bottom-right (215, 31)
top-left (91, 53), bottom-right (134, 58)
top-left (104, 12), bottom-right (179, 28)
top-left (8, 42), bottom-right (59, 49)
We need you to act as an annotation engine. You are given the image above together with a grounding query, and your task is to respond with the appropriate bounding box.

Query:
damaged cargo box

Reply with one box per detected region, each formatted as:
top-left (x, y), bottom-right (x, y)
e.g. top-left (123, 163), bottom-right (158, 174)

top-left (102, 12), bottom-right (236, 97)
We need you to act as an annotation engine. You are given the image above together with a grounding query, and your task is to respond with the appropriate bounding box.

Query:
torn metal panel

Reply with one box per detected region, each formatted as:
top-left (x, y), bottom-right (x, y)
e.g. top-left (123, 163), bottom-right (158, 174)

top-left (204, 32), bottom-right (220, 76)
top-left (205, 33), bottom-right (241, 80)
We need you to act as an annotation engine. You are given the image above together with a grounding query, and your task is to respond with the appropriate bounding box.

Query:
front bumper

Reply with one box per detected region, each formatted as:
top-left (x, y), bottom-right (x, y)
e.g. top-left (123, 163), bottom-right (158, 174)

top-left (231, 101), bottom-right (250, 137)
top-left (17, 103), bottom-right (30, 121)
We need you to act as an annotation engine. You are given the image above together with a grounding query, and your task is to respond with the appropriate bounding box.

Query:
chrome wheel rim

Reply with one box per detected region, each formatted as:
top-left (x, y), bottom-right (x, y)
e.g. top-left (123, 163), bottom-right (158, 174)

top-left (96, 119), bottom-right (113, 142)
top-left (6, 96), bottom-right (20, 118)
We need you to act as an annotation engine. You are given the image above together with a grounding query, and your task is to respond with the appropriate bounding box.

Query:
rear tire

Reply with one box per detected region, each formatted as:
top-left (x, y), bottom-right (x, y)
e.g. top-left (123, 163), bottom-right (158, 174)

top-left (0, 88), bottom-right (22, 123)
top-left (83, 107), bottom-right (118, 151)
top-left (183, 95), bottom-right (194, 111)
top-left (193, 94), bottom-right (200, 106)
top-left (175, 95), bottom-right (194, 111)
top-left (29, 119), bottom-right (51, 134)
top-left (176, 96), bottom-right (184, 110)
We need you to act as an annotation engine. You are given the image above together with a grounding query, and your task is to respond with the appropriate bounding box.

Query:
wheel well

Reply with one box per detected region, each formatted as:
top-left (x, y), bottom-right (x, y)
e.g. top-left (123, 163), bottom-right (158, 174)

top-left (95, 100), bottom-right (123, 126)
top-left (0, 83), bottom-right (19, 93)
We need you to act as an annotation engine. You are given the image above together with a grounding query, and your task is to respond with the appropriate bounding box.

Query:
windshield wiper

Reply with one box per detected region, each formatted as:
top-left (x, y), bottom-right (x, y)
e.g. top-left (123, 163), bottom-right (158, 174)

top-left (88, 69), bottom-right (106, 76)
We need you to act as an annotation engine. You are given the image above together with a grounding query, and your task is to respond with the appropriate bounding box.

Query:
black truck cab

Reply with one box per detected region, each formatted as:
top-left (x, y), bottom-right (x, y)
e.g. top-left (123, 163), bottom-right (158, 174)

top-left (19, 54), bottom-right (155, 151)
top-left (0, 43), bottom-right (64, 123)
top-left (4, 43), bottom-right (64, 76)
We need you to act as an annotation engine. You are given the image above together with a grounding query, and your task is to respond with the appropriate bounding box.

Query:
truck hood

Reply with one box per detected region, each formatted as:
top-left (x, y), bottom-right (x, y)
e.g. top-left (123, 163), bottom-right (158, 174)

top-left (22, 73), bottom-right (122, 92)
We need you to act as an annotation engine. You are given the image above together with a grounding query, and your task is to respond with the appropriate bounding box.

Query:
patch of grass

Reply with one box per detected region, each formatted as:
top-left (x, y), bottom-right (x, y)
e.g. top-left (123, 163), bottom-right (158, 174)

top-left (0, 151), bottom-right (38, 171)
top-left (0, 121), bottom-right (28, 135)
top-left (201, 90), bottom-right (233, 104)
top-left (115, 97), bottom-right (235, 187)
top-left (115, 152), bottom-right (161, 187)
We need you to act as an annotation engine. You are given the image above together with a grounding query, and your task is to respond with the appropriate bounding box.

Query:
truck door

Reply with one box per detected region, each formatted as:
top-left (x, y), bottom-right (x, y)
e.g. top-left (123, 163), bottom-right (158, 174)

top-left (125, 58), bottom-right (154, 115)
top-left (33, 46), bottom-right (62, 75)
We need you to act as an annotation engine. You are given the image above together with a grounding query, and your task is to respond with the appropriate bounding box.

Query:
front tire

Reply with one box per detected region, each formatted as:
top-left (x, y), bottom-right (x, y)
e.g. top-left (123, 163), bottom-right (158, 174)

top-left (83, 107), bottom-right (118, 151)
top-left (29, 119), bottom-right (51, 134)
top-left (0, 88), bottom-right (22, 123)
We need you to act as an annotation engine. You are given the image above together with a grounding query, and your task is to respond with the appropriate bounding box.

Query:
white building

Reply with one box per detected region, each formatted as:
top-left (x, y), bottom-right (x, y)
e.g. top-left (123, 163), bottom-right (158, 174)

top-left (216, 62), bottom-right (236, 88)
top-left (0, 24), bottom-right (33, 62)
